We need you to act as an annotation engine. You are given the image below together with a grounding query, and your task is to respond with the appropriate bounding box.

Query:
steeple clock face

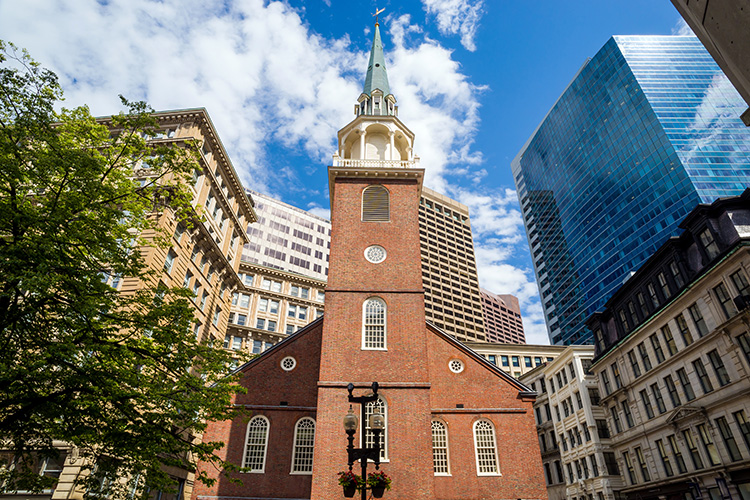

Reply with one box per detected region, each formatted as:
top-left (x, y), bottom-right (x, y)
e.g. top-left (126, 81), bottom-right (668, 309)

top-left (365, 245), bottom-right (387, 263)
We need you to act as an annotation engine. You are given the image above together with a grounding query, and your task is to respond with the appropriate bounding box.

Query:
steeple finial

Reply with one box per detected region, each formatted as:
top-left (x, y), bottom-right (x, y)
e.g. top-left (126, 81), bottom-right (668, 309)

top-left (373, 7), bottom-right (385, 25)
top-left (363, 14), bottom-right (391, 98)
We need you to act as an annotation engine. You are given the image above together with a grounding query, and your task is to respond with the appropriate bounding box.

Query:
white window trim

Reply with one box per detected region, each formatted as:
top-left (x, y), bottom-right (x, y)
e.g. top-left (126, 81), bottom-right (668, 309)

top-left (432, 419), bottom-right (451, 476)
top-left (473, 419), bottom-right (501, 476)
top-left (290, 417), bottom-right (316, 475)
top-left (242, 416), bottom-right (270, 473)
top-left (361, 396), bottom-right (389, 462)
top-left (362, 297), bottom-right (387, 351)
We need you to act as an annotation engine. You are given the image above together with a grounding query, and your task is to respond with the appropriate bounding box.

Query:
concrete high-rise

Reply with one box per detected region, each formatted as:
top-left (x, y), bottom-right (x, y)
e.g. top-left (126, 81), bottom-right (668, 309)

top-left (513, 35), bottom-right (750, 346)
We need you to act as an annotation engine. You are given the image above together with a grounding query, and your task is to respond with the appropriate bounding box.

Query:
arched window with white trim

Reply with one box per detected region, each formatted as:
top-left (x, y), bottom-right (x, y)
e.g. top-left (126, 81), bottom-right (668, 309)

top-left (243, 416), bottom-right (269, 472)
top-left (362, 185), bottom-right (390, 222)
top-left (431, 420), bottom-right (450, 475)
top-left (291, 417), bottom-right (315, 474)
top-left (364, 397), bottom-right (388, 461)
top-left (473, 419), bottom-right (500, 475)
top-left (363, 297), bottom-right (386, 350)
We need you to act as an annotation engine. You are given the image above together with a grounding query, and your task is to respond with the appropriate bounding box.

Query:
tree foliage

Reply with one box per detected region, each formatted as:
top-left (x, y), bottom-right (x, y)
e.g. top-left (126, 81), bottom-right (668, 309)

top-left (0, 41), bottom-right (243, 499)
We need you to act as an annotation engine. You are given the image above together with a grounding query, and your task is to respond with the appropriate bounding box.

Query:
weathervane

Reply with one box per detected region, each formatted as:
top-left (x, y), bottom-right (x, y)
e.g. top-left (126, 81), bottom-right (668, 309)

top-left (373, 7), bottom-right (385, 25)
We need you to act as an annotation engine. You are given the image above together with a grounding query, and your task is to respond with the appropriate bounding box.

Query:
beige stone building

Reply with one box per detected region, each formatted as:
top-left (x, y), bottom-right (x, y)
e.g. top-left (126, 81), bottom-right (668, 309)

top-left (223, 260), bottom-right (325, 363)
top-left (464, 342), bottom-right (566, 378)
top-left (522, 347), bottom-right (624, 500)
top-left (17, 108), bottom-right (257, 500)
top-left (588, 191), bottom-right (750, 500)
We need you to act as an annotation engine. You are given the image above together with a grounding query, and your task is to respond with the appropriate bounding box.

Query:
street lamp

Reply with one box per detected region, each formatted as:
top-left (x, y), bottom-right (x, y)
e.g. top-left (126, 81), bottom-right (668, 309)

top-left (343, 382), bottom-right (385, 499)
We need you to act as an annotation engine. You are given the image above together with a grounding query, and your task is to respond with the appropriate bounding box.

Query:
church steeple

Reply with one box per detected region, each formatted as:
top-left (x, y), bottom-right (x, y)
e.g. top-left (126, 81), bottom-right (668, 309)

top-left (362, 22), bottom-right (391, 98)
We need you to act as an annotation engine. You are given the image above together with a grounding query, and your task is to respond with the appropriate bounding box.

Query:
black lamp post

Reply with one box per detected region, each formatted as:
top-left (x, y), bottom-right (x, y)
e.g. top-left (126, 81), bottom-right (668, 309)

top-left (343, 382), bottom-right (385, 499)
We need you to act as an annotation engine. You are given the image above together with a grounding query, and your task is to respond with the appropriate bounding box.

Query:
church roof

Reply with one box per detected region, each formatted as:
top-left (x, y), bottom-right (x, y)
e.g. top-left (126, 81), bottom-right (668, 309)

top-left (362, 23), bottom-right (391, 98)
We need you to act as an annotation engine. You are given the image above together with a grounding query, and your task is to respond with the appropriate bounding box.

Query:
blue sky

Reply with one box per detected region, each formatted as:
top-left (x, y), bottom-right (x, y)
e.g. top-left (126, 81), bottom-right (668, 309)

top-left (0, 0), bottom-right (691, 344)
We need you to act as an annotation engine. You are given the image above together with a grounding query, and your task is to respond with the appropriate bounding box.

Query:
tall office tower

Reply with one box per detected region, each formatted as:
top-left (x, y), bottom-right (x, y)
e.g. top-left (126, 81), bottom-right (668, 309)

top-left (419, 187), bottom-right (486, 341)
top-left (242, 189), bottom-right (330, 281)
top-left (480, 288), bottom-right (525, 343)
top-left (513, 35), bottom-right (750, 346)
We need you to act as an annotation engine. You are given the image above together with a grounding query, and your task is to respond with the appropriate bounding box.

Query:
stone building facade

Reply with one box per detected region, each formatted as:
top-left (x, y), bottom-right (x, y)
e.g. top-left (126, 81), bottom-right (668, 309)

top-left (588, 191), bottom-right (750, 500)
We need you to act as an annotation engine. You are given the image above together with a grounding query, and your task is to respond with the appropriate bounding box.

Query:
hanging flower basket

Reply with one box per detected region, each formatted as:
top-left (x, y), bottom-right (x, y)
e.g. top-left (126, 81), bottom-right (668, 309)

top-left (366, 471), bottom-right (391, 498)
top-left (338, 471), bottom-right (362, 497)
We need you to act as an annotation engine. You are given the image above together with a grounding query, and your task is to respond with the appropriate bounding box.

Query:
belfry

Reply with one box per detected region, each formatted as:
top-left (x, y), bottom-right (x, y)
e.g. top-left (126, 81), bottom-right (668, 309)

top-left (194, 19), bottom-right (547, 500)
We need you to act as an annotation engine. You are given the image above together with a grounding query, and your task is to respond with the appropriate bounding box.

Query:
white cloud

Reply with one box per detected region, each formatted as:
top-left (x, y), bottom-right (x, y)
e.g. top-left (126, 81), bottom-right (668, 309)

top-left (422, 0), bottom-right (484, 51)
top-left (671, 17), bottom-right (695, 36)
top-left (306, 203), bottom-right (331, 220)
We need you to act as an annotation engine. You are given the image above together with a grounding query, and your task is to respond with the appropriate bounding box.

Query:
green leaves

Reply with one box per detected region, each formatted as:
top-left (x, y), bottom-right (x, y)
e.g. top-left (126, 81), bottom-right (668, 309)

top-left (0, 41), bottom-right (242, 500)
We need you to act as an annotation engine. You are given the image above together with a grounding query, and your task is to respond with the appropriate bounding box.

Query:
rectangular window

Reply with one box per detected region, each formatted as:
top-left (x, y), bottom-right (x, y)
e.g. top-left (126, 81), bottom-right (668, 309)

top-left (668, 434), bottom-right (687, 474)
top-left (683, 429), bottom-right (704, 469)
top-left (640, 389), bottom-right (654, 419)
top-left (183, 270), bottom-right (193, 289)
top-left (638, 342), bottom-right (652, 372)
top-left (596, 419), bottom-right (610, 439)
top-left (733, 410), bottom-right (750, 454)
top-left (589, 388), bottom-right (601, 405)
top-left (650, 334), bottom-right (665, 363)
top-left (628, 350), bottom-right (641, 378)
top-left (512, 356), bottom-right (520, 367)
top-left (637, 292), bottom-right (648, 315)
top-left (164, 249), bottom-right (177, 274)
top-left (212, 306), bottom-right (221, 326)
top-left (601, 370), bottom-right (611, 395)
top-left (267, 320), bottom-right (276, 332)
top-left (651, 383), bottom-right (666, 414)
top-left (611, 406), bottom-right (622, 433)
top-left (658, 272), bottom-right (670, 298)
top-left (714, 282), bottom-right (738, 319)
top-left (693, 358), bottom-right (714, 394)
top-left (656, 439), bottom-right (673, 477)
top-left (697, 423), bottom-right (720, 466)
top-left (662, 324), bottom-right (678, 356)
top-left (501, 355), bottom-right (509, 367)
top-left (664, 375), bottom-right (681, 408)
top-left (604, 452), bottom-right (619, 476)
top-left (707, 349), bottom-right (730, 386)
top-left (611, 363), bottom-right (622, 389)
top-left (619, 309), bottom-right (630, 332)
top-left (715, 416), bottom-right (742, 462)
top-left (252, 340), bottom-right (263, 353)
top-left (236, 314), bottom-right (246, 326)
top-left (268, 300), bottom-right (279, 315)
top-left (524, 356), bottom-right (532, 368)
top-left (670, 261), bottom-right (684, 288)
top-left (231, 336), bottom-right (242, 350)
top-left (575, 392), bottom-right (583, 410)
top-left (688, 303), bottom-right (709, 337)
top-left (239, 294), bottom-right (250, 308)
top-left (288, 304), bottom-right (297, 318)
top-left (258, 298), bottom-right (268, 312)
top-left (635, 447), bottom-right (650, 482)
top-left (623, 451), bottom-right (636, 484)
top-left (699, 228), bottom-right (720, 260)
top-left (731, 269), bottom-right (750, 296)
top-left (647, 283), bottom-right (660, 308)
top-left (675, 314), bottom-right (694, 346)
top-left (676, 368), bottom-right (696, 401)
top-left (737, 332), bottom-right (750, 364)
top-left (622, 400), bottom-right (634, 428)
top-left (256, 318), bottom-right (265, 329)
top-left (286, 324), bottom-right (295, 335)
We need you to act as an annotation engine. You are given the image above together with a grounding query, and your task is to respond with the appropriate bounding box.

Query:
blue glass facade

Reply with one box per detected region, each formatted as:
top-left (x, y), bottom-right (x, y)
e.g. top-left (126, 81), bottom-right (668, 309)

top-left (512, 36), bottom-right (750, 345)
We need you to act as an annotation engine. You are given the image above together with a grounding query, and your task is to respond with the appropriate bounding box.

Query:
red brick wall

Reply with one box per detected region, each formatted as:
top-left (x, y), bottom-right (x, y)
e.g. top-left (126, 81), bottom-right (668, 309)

top-left (194, 321), bottom-right (323, 500)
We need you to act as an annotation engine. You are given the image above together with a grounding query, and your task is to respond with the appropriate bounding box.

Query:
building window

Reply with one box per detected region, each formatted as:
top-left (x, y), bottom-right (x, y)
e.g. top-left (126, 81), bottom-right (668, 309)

top-left (473, 420), bottom-right (500, 475)
top-left (733, 410), bottom-right (750, 454)
top-left (635, 447), bottom-right (650, 482)
top-left (670, 260), bottom-right (684, 288)
top-left (650, 334), bottom-right (665, 363)
top-left (655, 439), bottom-right (673, 477)
top-left (676, 368), bottom-right (696, 401)
top-left (699, 228), bottom-right (720, 260)
top-left (362, 185), bottom-right (390, 222)
top-left (637, 292), bottom-right (648, 316)
top-left (621, 400), bottom-right (634, 428)
top-left (431, 420), bottom-right (450, 475)
top-left (675, 314), bottom-right (694, 346)
top-left (637, 342), bottom-right (652, 372)
top-left (693, 358), bottom-right (714, 394)
top-left (622, 451), bottom-right (636, 484)
top-left (731, 269), bottom-right (750, 296)
top-left (651, 383), bottom-right (666, 414)
top-left (365, 397), bottom-right (387, 461)
top-left (683, 429), bottom-right (704, 470)
top-left (667, 434), bottom-right (687, 473)
top-left (362, 297), bottom-right (386, 349)
top-left (715, 417), bottom-right (742, 462)
top-left (291, 418), bottom-right (315, 474)
top-left (664, 375), bottom-right (681, 408)
top-left (662, 325), bottom-right (678, 356)
top-left (647, 283), bottom-right (660, 308)
top-left (657, 272), bottom-right (670, 298)
top-left (601, 370), bottom-right (611, 395)
top-left (697, 424), bottom-right (720, 466)
top-left (610, 406), bottom-right (622, 433)
top-left (714, 282), bottom-right (738, 319)
top-left (640, 390), bottom-right (654, 419)
top-left (707, 350), bottom-right (730, 386)
top-left (627, 350), bottom-right (641, 378)
top-left (243, 416), bottom-right (270, 472)
top-left (164, 249), bottom-right (177, 274)
top-left (688, 303), bottom-right (709, 337)
top-left (611, 363), bottom-right (622, 389)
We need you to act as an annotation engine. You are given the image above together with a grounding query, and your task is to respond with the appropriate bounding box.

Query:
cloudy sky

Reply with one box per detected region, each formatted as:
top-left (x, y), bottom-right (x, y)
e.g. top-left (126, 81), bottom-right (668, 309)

top-left (0, 0), bottom-right (689, 344)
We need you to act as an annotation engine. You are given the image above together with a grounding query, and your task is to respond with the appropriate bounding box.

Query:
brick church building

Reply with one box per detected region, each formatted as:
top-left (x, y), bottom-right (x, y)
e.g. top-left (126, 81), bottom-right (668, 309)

top-left (194, 21), bottom-right (547, 500)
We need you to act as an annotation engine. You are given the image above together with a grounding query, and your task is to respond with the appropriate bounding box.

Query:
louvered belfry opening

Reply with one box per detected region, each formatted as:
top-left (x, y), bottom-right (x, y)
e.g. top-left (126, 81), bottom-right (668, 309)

top-left (362, 185), bottom-right (390, 221)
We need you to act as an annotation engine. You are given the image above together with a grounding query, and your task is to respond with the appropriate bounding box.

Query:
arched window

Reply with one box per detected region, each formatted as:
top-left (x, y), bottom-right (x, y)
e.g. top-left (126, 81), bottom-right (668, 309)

top-left (431, 420), bottom-right (450, 475)
top-left (363, 297), bottom-right (386, 349)
top-left (364, 397), bottom-right (388, 461)
top-left (473, 419), bottom-right (500, 475)
top-left (243, 416), bottom-right (269, 472)
top-left (291, 418), bottom-right (315, 474)
top-left (362, 185), bottom-right (389, 222)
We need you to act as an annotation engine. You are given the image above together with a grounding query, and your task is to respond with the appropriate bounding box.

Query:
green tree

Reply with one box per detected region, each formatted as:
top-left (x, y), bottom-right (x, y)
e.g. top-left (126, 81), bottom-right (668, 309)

top-left (0, 41), bottom-right (242, 499)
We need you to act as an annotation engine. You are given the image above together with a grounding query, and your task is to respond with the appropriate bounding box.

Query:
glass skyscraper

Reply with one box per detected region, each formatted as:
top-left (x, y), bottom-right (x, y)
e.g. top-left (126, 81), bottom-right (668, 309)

top-left (512, 36), bottom-right (750, 345)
